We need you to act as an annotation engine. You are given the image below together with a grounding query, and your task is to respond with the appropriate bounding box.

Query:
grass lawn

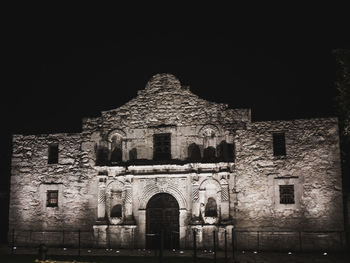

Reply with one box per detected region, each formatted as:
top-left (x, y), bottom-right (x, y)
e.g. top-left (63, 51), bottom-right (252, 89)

top-left (0, 254), bottom-right (227, 263)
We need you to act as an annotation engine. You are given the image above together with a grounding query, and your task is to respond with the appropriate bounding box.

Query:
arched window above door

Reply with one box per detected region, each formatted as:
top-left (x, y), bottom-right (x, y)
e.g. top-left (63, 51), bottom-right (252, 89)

top-left (107, 129), bottom-right (126, 164)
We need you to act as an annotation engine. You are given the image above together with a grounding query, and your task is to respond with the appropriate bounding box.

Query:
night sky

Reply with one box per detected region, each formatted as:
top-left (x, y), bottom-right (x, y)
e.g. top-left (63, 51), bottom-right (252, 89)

top-left (1, 7), bottom-right (349, 215)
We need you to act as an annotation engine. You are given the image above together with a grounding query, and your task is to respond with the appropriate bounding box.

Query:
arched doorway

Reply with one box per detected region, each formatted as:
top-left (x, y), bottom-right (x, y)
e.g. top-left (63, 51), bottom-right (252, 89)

top-left (146, 193), bottom-right (179, 249)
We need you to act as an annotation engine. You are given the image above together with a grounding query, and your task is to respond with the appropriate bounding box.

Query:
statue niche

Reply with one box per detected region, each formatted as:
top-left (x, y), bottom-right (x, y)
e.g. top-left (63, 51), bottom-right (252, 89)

top-left (199, 124), bottom-right (220, 162)
top-left (107, 129), bottom-right (126, 164)
top-left (198, 178), bottom-right (221, 224)
top-left (205, 197), bottom-right (218, 217)
top-left (106, 181), bottom-right (125, 225)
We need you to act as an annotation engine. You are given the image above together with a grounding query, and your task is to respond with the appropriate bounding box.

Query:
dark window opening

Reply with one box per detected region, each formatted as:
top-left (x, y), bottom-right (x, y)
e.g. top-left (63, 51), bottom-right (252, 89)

top-left (203, 147), bottom-right (216, 162)
top-left (205, 197), bottom-right (218, 217)
top-left (111, 204), bottom-right (122, 217)
top-left (110, 147), bottom-right (122, 163)
top-left (48, 144), bottom-right (58, 164)
top-left (153, 133), bottom-right (171, 161)
top-left (217, 141), bottom-right (235, 162)
top-left (188, 143), bottom-right (201, 161)
top-left (279, 185), bottom-right (295, 204)
top-left (47, 190), bottom-right (58, 207)
top-left (273, 133), bottom-right (286, 156)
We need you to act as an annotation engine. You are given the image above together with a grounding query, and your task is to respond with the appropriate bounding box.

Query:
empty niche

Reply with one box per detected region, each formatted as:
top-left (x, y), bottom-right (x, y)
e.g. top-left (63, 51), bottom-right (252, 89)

top-left (110, 204), bottom-right (122, 217)
top-left (205, 197), bottom-right (218, 217)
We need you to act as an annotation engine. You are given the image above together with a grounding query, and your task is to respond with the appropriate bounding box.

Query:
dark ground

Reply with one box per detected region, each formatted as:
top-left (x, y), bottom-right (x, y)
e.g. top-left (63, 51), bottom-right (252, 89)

top-left (0, 245), bottom-right (349, 263)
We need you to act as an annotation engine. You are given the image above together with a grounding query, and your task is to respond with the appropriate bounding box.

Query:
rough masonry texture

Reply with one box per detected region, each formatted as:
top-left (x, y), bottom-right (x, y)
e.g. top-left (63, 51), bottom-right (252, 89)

top-left (9, 74), bottom-right (345, 251)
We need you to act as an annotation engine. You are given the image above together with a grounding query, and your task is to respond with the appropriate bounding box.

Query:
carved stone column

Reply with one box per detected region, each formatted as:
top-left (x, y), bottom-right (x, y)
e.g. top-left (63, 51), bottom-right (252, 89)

top-left (220, 184), bottom-right (229, 220)
top-left (192, 184), bottom-right (200, 218)
top-left (124, 184), bottom-right (133, 223)
top-left (179, 209), bottom-right (187, 248)
top-left (97, 176), bottom-right (107, 220)
top-left (138, 209), bottom-right (146, 248)
top-left (198, 188), bottom-right (205, 216)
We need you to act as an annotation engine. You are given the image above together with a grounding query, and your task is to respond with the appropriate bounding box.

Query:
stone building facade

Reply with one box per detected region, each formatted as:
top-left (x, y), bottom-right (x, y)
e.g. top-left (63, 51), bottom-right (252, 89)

top-left (9, 73), bottom-right (345, 250)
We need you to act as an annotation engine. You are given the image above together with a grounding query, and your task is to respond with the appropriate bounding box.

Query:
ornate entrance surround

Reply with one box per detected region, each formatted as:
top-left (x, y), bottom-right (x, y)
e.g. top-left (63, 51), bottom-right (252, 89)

top-left (138, 178), bottom-right (188, 248)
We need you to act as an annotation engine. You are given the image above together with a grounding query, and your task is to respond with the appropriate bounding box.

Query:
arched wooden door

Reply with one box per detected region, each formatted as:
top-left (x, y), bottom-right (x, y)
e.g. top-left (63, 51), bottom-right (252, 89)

top-left (146, 193), bottom-right (179, 249)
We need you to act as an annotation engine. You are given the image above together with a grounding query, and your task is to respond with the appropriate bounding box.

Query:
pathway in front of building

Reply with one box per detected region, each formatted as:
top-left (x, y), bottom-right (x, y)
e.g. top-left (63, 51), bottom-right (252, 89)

top-left (1, 246), bottom-right (349, 263)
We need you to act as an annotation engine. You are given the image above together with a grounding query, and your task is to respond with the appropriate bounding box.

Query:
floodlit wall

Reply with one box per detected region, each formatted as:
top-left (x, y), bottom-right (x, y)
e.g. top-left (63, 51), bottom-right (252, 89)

top-left (8, 74), bottom-right (344, 250)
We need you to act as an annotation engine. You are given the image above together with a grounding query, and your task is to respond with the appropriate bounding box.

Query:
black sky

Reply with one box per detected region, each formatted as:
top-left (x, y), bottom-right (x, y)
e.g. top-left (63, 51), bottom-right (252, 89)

top-left (1, 7), bottom-right (350, 193)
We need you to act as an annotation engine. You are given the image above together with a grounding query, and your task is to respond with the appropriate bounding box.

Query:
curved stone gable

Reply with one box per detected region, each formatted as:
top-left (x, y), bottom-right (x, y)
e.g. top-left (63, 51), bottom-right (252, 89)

top-left (144, 73), bottom-right (181, 91)
top-left (99, 74), bottom-right (250, 130)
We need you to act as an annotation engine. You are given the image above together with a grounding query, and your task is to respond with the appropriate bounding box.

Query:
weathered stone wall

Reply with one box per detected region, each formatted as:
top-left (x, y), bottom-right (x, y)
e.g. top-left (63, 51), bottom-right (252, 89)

top-left (9, 133), bottom-right (97, 232)
top-left (8, 73), bottom-right (345, 250)
top-left (233, 118), bottom-right (344, 231)
top-left (81, 73), bottom-right (248, 163)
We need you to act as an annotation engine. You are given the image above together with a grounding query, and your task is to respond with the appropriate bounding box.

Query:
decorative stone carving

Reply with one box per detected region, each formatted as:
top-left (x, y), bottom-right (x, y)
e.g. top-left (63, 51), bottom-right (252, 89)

top-left (192, 186), bottom-right (199, 202)
top-left (125, 185), bottom-right (132, 204)
top-left (98, 190), bottom-right (106, 204)
top-left (139, 179), bottom-right (187, 209)
top-left (199, 124), bottom-right (220, 137)
top-left (106, 180), bottom-right (125, 225)
top-left (199, 124), bottom-right (220, 149)
top-left (107, 129), bottom-right (126, 142)
top-left (221, 186), bottom-right (229, 202)
top-left (156, 178), bottom-right (169, 192)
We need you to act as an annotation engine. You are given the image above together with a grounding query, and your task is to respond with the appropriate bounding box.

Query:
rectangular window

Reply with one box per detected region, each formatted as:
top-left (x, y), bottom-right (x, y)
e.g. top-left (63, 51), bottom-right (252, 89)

top-left (47, 190), bottom-right (58, 207)
top-left (153, 133), bottom-right (171, 160)
top-left (279, 185), bottom-right (294, 204)
top-left (48, 144), bottom-right (58, 164)
top-left (273, 133), bottom-right (286, 156)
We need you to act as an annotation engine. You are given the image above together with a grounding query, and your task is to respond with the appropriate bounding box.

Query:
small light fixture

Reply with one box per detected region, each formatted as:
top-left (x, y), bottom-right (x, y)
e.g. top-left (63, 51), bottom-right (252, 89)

top-left (13, 247), bottom-right (17, 250)
top-left (323, 252), bottom-right (327, 256)
top-left (173, 249), bottom-right (175, 252)
top-left (88, 250), bottom-right (91, 253)
top-left (180, 250), bottom-right (184, 254)
top-left (288, 252), bottom-right (292, 255)
top-left (116, 250), bottom-right (120, 253)
top-left (253, 251), bottom-right (258, 254)
top-left (242, 250), bottom-right (245, 253)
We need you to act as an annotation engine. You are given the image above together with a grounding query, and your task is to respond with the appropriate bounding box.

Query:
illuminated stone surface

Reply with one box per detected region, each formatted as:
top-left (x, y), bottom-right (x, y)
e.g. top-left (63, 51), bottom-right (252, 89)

top-left (9, 73), bottom-right (344, 250)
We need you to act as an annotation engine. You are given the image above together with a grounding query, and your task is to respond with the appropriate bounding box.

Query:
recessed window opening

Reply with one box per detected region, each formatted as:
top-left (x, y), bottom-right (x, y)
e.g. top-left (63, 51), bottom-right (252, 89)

top-left (48, 144), bottom-right (58, 164)
top-left (273, 133), bottom-right (286, 156)
top-left (279, 185), bottom-right (295, 204)
top-left (47, 190), bottom-right (58, 207)
top-left (153, 133), bottom-right (171, 160)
